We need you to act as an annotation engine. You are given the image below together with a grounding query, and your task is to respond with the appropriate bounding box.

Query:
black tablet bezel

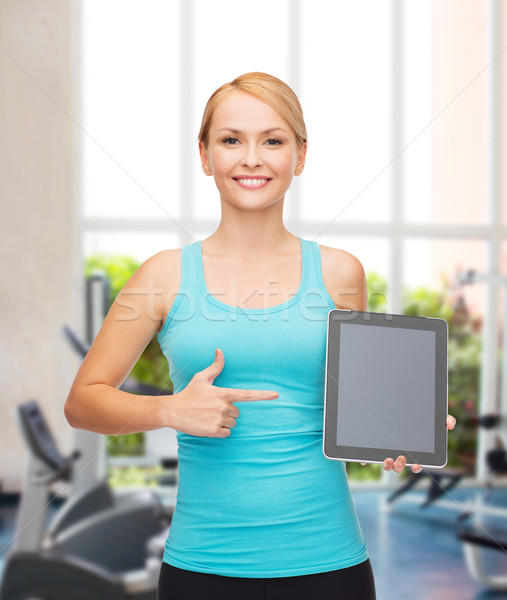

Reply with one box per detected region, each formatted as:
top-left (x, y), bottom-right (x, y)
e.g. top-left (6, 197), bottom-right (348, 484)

top-left (323, 309), bottom-right (448, 468)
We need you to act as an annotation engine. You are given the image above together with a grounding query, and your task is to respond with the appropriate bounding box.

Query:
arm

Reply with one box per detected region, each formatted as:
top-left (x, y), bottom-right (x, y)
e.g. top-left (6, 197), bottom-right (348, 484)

top-left (64, 250), bottom-right (277, 438)
top-left (64, 250), bottom-right (179, 435)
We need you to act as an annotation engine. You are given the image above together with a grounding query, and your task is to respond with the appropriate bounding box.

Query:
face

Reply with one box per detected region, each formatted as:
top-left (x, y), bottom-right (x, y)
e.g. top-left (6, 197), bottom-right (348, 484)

top-left (199, 92), bottom-right (306, 211)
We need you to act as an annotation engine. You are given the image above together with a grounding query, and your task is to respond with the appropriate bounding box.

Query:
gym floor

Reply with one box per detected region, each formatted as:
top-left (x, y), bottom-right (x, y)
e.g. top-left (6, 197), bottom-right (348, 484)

top-left (1, 487), bottom-right (507, 599)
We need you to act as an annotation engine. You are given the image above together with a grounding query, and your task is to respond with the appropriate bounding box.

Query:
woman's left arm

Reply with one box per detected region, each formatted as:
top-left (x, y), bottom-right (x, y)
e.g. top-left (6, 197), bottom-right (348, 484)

top-left (320, 245), bottom-right (457, 475)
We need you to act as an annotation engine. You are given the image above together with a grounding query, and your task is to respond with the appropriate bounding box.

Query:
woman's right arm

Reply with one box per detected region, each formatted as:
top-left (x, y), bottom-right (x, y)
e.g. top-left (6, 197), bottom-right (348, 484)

top-left (64, 250), bottom-right (278, 438)
top-left (64, 249), bottom-right (179, 436)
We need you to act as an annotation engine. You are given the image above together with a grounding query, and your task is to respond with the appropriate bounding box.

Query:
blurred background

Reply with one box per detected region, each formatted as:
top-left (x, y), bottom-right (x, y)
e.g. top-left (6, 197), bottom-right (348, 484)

top-left (0, 0), bottom-right (506, 598)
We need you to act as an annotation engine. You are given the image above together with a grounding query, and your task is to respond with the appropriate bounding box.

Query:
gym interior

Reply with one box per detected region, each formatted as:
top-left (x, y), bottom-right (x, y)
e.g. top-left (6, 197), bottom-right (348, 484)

top-left (1, 1), bottom-right (506, 599)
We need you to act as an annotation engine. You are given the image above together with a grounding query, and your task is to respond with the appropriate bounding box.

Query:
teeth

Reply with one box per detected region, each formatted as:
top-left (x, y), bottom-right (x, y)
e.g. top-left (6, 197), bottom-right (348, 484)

top-left (237, 178), bottom-right (268, 186)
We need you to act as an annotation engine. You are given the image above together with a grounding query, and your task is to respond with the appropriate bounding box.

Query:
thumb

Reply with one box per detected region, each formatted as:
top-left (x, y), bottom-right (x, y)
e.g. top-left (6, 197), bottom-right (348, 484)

top-left (203, 348), bottom-right (225, 384)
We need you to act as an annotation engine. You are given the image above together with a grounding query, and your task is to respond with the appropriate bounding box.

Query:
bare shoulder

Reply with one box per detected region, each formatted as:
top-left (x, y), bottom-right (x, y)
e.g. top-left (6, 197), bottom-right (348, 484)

top-left (132, 248), bottom-right (182, 334)
top-left (143, 247), bottom-right (181, 278)
top-left (319, 244), bottom-right (367, 311)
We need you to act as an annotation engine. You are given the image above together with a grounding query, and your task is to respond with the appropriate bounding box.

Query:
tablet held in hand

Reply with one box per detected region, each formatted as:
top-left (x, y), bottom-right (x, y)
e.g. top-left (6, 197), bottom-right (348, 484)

top-left (323, 309), bottom-right (448, 469)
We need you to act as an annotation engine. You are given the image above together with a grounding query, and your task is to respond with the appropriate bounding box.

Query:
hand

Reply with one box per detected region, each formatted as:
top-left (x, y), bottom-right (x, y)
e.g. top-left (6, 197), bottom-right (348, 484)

top-left (167, 348), bottom-right (278, 438)
top-left (361, 414), bottom-right (457, 473)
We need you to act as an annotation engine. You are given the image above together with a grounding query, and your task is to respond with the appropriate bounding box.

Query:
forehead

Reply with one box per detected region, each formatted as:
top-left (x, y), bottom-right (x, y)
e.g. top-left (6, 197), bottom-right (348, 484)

top-left (211, 92), bottom-right (289, 133)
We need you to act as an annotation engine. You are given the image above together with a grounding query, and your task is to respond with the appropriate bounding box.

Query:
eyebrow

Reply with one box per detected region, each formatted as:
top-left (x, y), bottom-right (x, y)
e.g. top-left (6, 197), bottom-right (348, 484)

top-left (216, 127), bottom-right (287, 135)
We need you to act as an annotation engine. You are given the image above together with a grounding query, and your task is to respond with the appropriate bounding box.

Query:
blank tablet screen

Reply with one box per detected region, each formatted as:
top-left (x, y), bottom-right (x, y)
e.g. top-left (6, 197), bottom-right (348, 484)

top-left (336, 323), bottom-right (435, 453)
top-left (323, 310), bottom-right (448, 467)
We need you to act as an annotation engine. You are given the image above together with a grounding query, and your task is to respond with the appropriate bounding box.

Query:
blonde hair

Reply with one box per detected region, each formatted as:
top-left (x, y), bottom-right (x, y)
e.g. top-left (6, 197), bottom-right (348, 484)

top-left (198, 72), bottom-right (308, 149)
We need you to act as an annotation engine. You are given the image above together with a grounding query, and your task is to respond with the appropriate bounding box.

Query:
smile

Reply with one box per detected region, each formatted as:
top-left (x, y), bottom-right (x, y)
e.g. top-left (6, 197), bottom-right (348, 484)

top-left (233, 178), bottom-right (272, 189)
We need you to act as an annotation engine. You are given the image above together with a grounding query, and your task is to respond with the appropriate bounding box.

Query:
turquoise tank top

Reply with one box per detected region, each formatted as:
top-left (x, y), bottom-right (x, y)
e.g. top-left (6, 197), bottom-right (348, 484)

top-left (156, 237), bottom-right (369, 577)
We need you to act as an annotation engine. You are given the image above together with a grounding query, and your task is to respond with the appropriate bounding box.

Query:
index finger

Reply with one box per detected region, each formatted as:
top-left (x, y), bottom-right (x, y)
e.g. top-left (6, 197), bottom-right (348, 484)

top-left (221, 388), bottom-right (279, 402)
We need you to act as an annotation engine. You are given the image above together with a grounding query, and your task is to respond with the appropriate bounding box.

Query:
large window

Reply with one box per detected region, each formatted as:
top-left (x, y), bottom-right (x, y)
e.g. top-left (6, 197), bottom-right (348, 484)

top-left (81, 1), bottom-right (506, 485)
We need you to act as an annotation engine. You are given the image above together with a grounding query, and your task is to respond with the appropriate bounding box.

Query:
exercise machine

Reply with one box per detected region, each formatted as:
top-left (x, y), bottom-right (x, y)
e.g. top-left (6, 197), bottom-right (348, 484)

top-left (458, 524), bottom-right (507, 590)
top-left (453, 270), bottom-right (507, 589)
top-left (0, 400), bottom-right (169, 599)
top-left (382, 269), bottom-right (507, 587)
top-left (1, 271), bottom-right (177, 597)
top-left (62, 323), bottom-right (179, 501)
top-left (385, 467), bottom-right (468, 509)
top-left (455, 412), bottom-right (507, 590)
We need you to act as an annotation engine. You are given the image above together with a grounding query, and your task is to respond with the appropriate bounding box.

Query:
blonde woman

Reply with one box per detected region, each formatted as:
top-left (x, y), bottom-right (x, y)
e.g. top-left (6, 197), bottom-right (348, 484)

top-left (65, 72), bottom-right (456, 599)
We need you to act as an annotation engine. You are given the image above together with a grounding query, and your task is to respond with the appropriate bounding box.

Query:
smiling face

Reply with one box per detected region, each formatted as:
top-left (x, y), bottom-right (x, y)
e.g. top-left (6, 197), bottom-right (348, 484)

top-left (199, 92), bottom-right (306, 211)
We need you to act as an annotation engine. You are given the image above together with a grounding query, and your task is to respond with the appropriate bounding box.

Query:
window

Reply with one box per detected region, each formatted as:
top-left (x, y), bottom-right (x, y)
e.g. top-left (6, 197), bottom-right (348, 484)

top-left (81, 0), bottom-right (506, 484)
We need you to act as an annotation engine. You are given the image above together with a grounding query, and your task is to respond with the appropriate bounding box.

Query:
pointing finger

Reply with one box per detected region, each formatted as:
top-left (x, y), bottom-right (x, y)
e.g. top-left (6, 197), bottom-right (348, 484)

top-left (220, 388), bottom-right (279, 402)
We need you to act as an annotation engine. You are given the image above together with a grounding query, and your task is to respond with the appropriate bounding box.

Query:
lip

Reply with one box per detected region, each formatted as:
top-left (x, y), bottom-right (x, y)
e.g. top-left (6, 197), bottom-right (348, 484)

top-left (232, 175), bottom-right (272, 190)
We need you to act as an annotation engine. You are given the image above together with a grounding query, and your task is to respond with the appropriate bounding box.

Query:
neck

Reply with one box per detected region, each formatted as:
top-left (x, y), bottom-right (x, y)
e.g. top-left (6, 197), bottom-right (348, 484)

top-left (204, 197), bottom-right (298, 258)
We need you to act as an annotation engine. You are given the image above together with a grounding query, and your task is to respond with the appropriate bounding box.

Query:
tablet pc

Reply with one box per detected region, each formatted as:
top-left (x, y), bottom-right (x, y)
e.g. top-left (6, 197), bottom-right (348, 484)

top-left (323, 309), bottom-right (448, 468)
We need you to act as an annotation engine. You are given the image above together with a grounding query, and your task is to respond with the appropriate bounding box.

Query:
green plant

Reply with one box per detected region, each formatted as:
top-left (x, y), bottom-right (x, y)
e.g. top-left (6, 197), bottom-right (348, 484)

top-left (107, 464), bottom-right (167, 489)
top-left (402, 282), bottom-right (481, 473)
top-left (367, 271), bottom-right (388, 313)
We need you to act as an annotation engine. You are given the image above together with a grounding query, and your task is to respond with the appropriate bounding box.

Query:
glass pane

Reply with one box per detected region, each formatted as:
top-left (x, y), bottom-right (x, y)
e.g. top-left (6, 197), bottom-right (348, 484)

top-left (311, 233), bottom-right (389, 314)
top-left (83, 231), bottom-right (181, 262)
top-left (403, 239), bottom-right (486, 298)
top-left (82, 1), bottom-right (182, 220)
top-left (403, 239), bottom-right (486, 475)
top-left (404, 3), bottom-right (488, 224)
top-left (402, 2), bottom-right (430, 223)
top-left (300, 1), bottom-right (392, 223)
top-left (193, 0), bottom-right (290, 219)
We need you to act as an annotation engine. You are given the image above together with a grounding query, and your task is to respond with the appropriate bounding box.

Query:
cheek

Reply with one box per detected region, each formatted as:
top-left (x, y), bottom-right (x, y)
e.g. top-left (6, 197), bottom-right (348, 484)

top-left (211, 150), bottom-right (235, 174)
top-left (277, 153), bottom-right (298, 175)
top-left (274, 145), bottom-right (300, 172)
top-left (267, 152), bottom-right (296, 175)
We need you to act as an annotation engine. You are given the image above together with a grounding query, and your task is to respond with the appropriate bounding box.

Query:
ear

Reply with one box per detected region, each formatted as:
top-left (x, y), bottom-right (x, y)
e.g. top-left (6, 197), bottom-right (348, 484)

top-left (199, 141), bottom-right (212, 176)
top-left (294, 141), bottom-right (307, 176)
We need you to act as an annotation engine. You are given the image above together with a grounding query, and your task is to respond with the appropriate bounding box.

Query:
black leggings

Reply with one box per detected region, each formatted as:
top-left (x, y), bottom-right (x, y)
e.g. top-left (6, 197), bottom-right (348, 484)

top-left (157, 558), bottom-right (376, 600)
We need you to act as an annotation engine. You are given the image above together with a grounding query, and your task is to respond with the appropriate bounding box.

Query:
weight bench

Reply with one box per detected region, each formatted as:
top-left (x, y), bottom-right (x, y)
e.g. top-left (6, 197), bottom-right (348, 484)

top-left (386, 467), bottom-right (467, 508)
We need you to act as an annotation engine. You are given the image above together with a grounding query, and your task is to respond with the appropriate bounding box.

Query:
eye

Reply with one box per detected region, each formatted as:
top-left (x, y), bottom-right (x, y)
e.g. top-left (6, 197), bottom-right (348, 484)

top-left (221, 136), bottom-right (239, 145)
top-left (265, 138), bottom-right (283, 146)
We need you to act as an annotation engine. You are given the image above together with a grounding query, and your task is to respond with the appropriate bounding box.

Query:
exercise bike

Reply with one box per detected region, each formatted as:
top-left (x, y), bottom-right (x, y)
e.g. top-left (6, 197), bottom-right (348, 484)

top-left (0, 400), bottom-right (169, 600)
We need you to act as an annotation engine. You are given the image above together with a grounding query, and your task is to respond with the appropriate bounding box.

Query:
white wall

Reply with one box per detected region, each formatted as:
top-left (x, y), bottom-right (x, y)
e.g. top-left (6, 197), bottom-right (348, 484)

top-left (0, 0), bottom-right (83, 492)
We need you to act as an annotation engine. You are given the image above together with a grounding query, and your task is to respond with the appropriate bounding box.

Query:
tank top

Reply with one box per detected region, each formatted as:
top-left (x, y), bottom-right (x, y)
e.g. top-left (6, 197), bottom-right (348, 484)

top-left (156, 236), bottom-right (369, 577)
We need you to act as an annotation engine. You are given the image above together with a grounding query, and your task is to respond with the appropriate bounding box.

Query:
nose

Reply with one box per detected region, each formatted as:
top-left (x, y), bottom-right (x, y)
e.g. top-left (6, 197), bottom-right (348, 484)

top-left (241, 143), bottom-right (263, 169)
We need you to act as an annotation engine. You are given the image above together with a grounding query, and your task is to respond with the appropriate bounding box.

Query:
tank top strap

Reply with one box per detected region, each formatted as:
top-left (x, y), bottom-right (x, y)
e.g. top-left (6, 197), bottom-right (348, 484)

top-left (304, 238), bottom-right (336, 310)
top-left (181, 240), bottom-right (202, 295)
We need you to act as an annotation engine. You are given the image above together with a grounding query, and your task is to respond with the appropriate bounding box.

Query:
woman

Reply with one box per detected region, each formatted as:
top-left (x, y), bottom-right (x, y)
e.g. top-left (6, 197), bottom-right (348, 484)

top-left (65, 72), bottom-right (456, 599)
